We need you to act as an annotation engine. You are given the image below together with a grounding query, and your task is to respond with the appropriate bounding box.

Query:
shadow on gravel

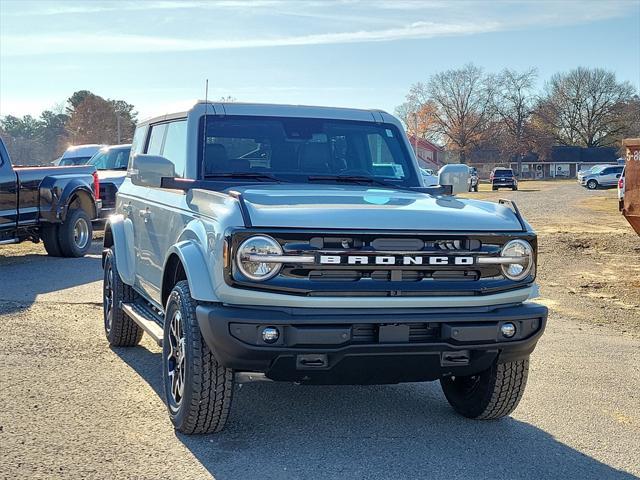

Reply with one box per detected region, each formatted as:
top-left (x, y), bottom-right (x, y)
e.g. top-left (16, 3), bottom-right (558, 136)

top-left (0, 241), bottom-right (103, 314)
top-left (116, 346), bottom-right (636, 480)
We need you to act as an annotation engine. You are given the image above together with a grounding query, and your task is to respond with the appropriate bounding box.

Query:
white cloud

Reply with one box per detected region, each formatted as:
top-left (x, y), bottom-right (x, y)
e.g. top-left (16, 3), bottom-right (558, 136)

top-left (1, 0), bottom-right (634, 56)
top-left (1, 20), bottom-right (503, 56)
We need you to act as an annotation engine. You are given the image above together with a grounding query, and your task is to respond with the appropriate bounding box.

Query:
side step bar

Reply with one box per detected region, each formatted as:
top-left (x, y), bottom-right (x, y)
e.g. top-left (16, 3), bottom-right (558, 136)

top-left (121, 302), bottom-right (164, 346)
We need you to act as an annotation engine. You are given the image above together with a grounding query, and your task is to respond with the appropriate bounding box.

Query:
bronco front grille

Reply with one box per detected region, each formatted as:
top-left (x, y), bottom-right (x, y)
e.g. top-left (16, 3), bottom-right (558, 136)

top-left (226, 229), bottom-right (537, 296)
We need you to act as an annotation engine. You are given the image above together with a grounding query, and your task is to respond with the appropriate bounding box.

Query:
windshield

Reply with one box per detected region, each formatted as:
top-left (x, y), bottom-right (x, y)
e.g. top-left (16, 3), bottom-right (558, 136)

top-left (59, 156), bottom-right (92, 166)
top-left (494, 169), bottom-right (514, 177)
top-left (88, 147), bottom-right (131, 170)
top-left (200, 116), bottom-right (419, 186)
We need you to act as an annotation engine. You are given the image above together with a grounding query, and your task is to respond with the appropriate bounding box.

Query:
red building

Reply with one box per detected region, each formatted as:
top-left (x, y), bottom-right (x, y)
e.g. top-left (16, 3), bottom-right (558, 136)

top-left (407, 135), bottom-right (444, 170)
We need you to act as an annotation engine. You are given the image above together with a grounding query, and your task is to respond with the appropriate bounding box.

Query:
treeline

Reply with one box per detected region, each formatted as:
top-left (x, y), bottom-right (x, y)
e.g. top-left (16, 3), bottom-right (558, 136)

top-left (0, 90), bottom-right (137, 165)
top-left (396, 65), bottom-right (640, 163)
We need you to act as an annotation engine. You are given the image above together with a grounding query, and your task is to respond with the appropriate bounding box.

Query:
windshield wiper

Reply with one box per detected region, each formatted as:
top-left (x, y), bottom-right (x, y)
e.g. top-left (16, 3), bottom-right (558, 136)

top-left (307, 175), bottom-right (411, 191)
top-left (204, 172), bottom-right (284, 182)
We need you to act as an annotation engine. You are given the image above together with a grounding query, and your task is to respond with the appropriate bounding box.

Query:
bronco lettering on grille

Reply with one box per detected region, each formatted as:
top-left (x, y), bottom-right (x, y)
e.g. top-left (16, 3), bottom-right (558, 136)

top-left (318, 255), bottom-right (475, 266)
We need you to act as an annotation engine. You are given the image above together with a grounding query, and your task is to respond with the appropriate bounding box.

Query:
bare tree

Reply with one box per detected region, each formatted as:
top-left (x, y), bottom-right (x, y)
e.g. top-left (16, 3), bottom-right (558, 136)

top-left (418, 64), bottom-right (494, 163)
top-left (493, 68), bottom-right (538, 160)
top-left (536, 67), bottom-right (636, 148)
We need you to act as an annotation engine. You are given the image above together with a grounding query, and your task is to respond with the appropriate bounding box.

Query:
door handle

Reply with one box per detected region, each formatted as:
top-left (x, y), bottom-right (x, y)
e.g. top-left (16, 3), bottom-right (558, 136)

top-left (139, 208), bottom-right (152, 222)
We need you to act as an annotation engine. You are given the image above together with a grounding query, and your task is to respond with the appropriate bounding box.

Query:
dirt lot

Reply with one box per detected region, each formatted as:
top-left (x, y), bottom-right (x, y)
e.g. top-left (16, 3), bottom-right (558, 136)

top-left (1, 180), bottom-right (639, 479)
top-left (461, 180), bottom-right (640, 335)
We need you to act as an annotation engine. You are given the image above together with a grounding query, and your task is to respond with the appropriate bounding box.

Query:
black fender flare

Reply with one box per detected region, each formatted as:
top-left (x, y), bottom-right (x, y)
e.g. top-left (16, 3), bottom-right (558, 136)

top-left (39, 175), bottom-right (97, 223)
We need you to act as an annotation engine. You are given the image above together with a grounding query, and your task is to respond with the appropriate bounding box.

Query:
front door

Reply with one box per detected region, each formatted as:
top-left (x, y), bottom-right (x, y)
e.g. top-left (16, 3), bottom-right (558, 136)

top-left (133, 119), bottom-right (188, 307)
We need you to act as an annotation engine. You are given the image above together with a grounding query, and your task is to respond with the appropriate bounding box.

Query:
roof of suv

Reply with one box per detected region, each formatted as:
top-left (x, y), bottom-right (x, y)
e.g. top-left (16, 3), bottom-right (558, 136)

top-left (139, 101), bottom-right (393, 126)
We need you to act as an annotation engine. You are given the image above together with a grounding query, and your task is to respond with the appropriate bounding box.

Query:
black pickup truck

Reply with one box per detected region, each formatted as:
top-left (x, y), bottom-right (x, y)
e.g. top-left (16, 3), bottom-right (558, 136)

top-left (0, 138), bottom-right (101, 257)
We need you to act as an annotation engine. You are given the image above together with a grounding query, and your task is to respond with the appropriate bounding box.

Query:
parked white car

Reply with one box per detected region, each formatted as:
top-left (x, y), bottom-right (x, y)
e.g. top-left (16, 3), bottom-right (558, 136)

top-left (56, 144), bottom-right (105, 166)
top-left (579, 165), bottom-right (624, 190)
top-left (420, 167), bottom-right (438, 186)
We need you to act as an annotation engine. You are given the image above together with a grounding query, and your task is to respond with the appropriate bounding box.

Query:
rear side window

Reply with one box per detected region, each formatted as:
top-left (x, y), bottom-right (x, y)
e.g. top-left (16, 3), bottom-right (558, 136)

top-left (162, 120), bottom-right (188, 178)
top-left (146, 124), bottom-right (168, 155)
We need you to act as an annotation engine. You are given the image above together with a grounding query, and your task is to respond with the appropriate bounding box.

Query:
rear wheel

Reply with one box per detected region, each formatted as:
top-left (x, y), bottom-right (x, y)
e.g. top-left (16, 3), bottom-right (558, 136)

top-left (58, 208), bottom-right (93, 257)
top-left (41, 224), bottom-right (62, 257)
top-left (163, 280), bottom-right (234, 434)
top-left (103, 248), bottom-right (143, 347)
top-left (440, 359), bottom-right (529, 419)
top-left (512, 186), bottom-right (518, 191)
top-left (587, 179), bottom-right (598, 190)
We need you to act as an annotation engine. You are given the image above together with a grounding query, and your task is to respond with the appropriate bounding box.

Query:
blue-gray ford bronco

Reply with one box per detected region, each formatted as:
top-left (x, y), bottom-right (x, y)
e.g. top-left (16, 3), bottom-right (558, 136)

top-left (102, 102), bottom-right (547, 434)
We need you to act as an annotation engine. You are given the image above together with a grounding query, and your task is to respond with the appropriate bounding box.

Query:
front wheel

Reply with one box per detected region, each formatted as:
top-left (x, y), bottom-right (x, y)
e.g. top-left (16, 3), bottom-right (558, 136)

top-left (587, 179), bottom-right (598, 190)
top-left (163, 280), bottom-right (234, 434)
top-left (440, 359), bottom-right (529, 419)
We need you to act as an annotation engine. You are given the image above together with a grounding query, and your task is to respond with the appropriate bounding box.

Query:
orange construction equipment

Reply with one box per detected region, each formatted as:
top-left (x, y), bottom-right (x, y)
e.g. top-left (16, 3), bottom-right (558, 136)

top-left (622, 138), bottom-right (640, 235)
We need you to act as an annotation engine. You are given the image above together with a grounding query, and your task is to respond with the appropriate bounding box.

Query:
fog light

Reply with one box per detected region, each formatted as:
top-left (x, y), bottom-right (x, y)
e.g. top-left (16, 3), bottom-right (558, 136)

top-left (261, 327), bottom-right (279, 344)
top-left (501, 322), bottom-right (516, 338)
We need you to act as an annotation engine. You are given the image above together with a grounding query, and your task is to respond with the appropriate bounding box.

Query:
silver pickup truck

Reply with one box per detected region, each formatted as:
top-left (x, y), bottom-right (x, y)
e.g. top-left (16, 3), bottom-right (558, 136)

top-left (102, 102), bottom-right (547, 434)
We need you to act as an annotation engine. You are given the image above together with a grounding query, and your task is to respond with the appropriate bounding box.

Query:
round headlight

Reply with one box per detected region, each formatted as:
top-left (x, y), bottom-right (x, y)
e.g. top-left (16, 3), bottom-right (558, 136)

top-left (500, 239), bottom-right (534, 281)
top-left (236, 235), bottom-right (283, 281)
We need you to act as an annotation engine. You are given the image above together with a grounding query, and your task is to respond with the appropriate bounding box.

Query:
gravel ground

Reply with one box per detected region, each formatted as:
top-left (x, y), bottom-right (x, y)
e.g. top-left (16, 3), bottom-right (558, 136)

top-left (1, 180), bottom-right (639, 479)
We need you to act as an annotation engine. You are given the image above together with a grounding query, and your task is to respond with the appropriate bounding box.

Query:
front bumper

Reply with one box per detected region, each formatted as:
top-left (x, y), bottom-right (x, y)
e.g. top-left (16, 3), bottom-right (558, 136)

top-left (492, 180), bottom-right (516, 188)
top-left (196, 302), bottom-right (547, 384)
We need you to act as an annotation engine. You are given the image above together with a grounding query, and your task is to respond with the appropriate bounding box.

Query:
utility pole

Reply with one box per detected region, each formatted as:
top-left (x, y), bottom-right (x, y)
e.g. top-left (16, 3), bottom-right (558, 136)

top-left (116, 114), bottom-right (121, 144)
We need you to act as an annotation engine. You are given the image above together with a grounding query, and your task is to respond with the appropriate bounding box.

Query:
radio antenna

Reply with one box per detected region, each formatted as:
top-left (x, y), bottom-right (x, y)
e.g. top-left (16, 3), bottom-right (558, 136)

top-left (201, 79), bottom-right (209, 177)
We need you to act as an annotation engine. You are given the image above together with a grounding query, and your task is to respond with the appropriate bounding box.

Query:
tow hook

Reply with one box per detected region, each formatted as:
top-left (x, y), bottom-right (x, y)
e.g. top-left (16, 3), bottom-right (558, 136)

top-left (296, 354), bottom-right (329, 369)
top-left (441, 351), bottom-right (471, 367)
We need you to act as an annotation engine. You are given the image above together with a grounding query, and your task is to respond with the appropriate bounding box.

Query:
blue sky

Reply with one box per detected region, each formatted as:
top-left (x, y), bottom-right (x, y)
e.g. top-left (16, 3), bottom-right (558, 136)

top-left (1, 0), bottom-right (639, 120)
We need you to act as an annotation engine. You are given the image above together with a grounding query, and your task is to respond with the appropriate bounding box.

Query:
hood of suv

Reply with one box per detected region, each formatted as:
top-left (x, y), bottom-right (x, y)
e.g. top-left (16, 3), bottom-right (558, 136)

top-left (233, 184), bottom-right (523, 231)
top-left (97, 170), bottom-right (127, 187)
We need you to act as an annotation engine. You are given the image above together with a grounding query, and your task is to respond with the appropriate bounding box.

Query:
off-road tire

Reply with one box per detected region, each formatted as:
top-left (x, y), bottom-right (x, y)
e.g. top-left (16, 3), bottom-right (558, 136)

top-left (103, 248), bottom-right (143, 347)
top-left (58, 208), bottom-right (93, 257)
top-left (41, 224), bottom-right (63, 257)
top-left (163, 280), bottom-right (234, 434)
top-left (587, 179), bottom-right (598, 190)
top-left (512, 186), bottom-right (518, 191)
top-left (440, 359), bottom-right (529, 419)
top-left (473, 185), bottom-right (479, 192)
top-left (492, 186), bottom-right (498, 191)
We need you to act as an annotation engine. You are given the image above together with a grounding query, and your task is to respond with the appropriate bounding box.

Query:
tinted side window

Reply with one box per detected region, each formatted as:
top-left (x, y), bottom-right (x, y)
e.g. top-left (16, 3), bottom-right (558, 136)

top-left (146, 124), bottom-right (167, 155)
top-left (601, 168), bottom-right (612, 175)
top-left (162, 120), bottom-right (188, 178)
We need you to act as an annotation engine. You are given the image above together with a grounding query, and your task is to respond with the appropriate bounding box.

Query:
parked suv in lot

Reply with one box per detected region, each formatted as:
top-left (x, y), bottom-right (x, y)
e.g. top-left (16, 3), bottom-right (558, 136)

top-left (580, 165), bottom-right (624, 190)
top-left (87, 144), bottom-right (131, 219)
top-left (490, 168), bottom-right (517, 191)
top-left (102, 102), bottom-right (546, 434)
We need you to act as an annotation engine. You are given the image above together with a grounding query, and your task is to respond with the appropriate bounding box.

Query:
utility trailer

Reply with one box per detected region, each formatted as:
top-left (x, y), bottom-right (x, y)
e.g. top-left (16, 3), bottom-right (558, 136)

top-left (622, 138), bottom-right (640, 235)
